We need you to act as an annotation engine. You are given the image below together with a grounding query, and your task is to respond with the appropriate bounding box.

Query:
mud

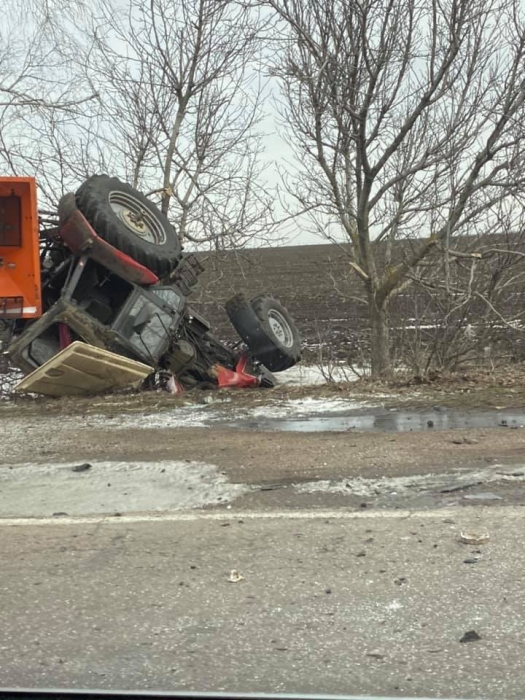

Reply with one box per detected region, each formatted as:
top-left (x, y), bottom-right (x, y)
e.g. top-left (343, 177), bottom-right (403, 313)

top-left (4, 377), bottom-right (525, 516)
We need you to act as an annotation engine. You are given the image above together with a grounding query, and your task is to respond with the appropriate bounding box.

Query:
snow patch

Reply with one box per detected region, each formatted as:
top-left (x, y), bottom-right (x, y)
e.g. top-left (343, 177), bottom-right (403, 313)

top-left (95, 404), bottom-right (209, 429)
top-left (277, 364), bottom-right (363, 386)
top-left (84, 396), bottom-right (379, 429)
top-left (0, 368), bottom-right (23, 400)
top-left (0, 460), bottom-right (248, 517)
top-left (294, 466), bottom-right (525, 498)
top-left (246, 397), bottom-right (373, 419)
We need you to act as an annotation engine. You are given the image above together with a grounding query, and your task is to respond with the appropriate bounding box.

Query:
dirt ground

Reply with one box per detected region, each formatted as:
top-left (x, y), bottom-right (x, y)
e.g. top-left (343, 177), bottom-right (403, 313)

top-left (3, 364), bottom-right (525, 514)
top-left (3, 414), bottom-right (525, 481)
top-left (3, 378), bottom-right (525, 514)
top-left (3, 364), bottom-right (525, 448)
top-left (4, 362), bottom-right (525, 418)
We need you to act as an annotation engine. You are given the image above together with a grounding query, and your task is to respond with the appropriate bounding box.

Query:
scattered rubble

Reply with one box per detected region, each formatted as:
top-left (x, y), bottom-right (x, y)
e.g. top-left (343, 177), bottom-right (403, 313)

top-left (459, 630), bottom-right (482, 643)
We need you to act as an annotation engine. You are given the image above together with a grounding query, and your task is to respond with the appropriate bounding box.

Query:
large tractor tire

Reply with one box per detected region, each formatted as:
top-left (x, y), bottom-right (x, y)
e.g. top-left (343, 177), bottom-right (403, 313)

top-left (76, 175), bottom-right (181, 277)
top-left (225, 293), bottom-right (301, 372)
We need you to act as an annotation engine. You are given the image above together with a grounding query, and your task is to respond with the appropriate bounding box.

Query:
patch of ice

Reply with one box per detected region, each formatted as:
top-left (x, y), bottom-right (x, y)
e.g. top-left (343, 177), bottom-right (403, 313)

top-left (84, 396), bottom-right (378, 429)
top-left (0, 460), bottom-right (248, 517)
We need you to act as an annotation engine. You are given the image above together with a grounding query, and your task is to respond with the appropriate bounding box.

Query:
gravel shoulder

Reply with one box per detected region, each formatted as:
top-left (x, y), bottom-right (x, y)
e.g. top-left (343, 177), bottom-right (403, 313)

top-left (3, 412), bottom-right (525, 481)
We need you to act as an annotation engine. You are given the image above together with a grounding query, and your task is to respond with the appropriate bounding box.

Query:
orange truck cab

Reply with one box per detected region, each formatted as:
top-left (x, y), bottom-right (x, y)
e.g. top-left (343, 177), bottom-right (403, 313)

top-left (0, 177), bottom-right (42, 320)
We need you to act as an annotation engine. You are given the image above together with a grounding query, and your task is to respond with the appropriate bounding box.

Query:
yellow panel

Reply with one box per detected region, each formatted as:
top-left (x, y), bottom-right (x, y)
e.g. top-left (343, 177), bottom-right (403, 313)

top-left (15, 341), bottom-right (153, 396)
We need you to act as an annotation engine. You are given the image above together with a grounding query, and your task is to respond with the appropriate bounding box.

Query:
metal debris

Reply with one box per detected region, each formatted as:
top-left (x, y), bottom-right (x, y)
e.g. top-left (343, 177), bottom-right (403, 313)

top-left (71, 463), bottom-right (92, 473)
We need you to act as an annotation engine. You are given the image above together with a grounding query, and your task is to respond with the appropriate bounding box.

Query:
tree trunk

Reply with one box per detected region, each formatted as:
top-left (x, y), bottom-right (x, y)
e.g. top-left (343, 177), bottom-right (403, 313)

top-left (369, 293), bottom-right (391, 378)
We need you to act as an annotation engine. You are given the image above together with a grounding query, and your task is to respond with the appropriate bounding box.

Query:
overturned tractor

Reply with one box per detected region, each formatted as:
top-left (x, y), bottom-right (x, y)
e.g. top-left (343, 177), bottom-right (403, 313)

top-left (0, 175), bottom-right (301, 396)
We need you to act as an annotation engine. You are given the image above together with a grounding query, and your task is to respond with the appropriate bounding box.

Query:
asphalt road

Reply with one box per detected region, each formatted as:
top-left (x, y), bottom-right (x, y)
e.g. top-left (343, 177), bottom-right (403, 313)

top-left (2, 402), bottom-right (525, 698)
top-left (0, 506), bottom-right (523, 699)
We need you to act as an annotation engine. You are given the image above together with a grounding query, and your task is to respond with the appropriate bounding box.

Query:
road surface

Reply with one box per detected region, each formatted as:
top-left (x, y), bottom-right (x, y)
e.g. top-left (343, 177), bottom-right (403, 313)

top-left (1, 406), bottom-right (524, 697)
top-left (0, 507), bottom-right (522, 698)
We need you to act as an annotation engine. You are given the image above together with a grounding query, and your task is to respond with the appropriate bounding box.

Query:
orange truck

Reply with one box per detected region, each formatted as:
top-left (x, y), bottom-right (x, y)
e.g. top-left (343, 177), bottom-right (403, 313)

top-left (0, 177), bottom-right (42, 320)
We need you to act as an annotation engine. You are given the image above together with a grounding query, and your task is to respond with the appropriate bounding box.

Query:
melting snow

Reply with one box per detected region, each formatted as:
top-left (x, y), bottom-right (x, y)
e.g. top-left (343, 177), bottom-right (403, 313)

top-left (0, 460), bottom-right (248, 517)
top-left (277, 364), bottom-right (364, 386)
top-left (246, 397), bottom-right (373, 418)
top-left (81, 395), bottom-right (379, 430)
top-left (94, 405), bottom-right (210, 429)
top-left (294, 466), bottom-right (525, 498)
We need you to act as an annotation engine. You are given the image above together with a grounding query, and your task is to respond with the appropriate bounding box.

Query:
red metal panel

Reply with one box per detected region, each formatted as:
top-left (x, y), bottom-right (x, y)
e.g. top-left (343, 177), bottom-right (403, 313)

top-left (57, 193), bottom-right (159, 286)
top-left (214, 354), bottom-right (260, 388)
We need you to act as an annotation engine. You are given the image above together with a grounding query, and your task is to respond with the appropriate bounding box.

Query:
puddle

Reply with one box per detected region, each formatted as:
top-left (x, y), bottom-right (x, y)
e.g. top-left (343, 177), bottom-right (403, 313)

top-left (220, 408), bottom-right (525, 433)
top-left (4, 400), bottom-right (525, 437)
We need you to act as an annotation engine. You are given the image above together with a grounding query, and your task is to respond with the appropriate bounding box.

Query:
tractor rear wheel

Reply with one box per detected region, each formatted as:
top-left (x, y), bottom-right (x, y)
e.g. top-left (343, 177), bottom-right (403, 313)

top-left (76, 175), bottom-right (181, 277)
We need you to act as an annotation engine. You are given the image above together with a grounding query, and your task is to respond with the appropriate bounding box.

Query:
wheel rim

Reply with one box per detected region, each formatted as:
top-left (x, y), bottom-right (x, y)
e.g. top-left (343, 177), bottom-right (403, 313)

top-left (109, 191), bottom-right (166, 245)
top-left (268, 309), bottom-right (294, 348)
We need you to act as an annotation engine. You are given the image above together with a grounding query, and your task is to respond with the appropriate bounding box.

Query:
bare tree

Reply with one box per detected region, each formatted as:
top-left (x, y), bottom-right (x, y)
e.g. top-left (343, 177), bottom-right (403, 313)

top-left (0, 0), bottom-right (97, 178)
top-left (88, 0), bottom-right (275, 249)
top-left (264, 0), bottom-right (525, 376)
top-left (16, 0), bottom-right (276, 250)
top-left (0, 0), bottom-right (98, 393)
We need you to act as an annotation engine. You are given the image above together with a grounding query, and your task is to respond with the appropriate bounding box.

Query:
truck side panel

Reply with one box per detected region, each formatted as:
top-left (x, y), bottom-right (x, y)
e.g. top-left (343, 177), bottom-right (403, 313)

top-left (0, 177), bottom-right (41, 319)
